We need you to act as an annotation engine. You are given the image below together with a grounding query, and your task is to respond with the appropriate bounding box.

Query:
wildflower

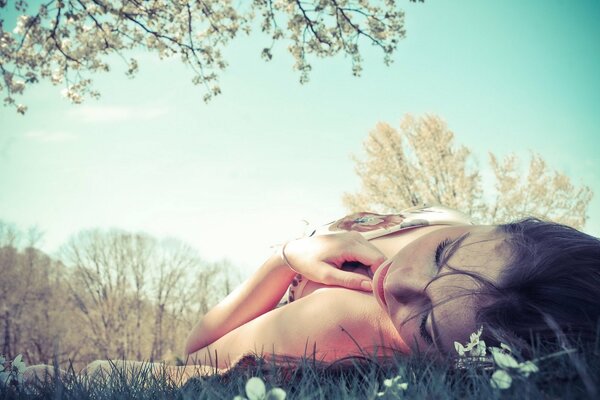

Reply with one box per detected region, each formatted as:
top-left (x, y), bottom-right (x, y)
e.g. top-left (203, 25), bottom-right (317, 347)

top-left (376, 375), bottom-right (408, 397)
top-left (454, 327), bottom-right (540, 390)
top-left (233, 376), bottom-right (286, 400)
top-left (454, 326), bottom-right (485, 357)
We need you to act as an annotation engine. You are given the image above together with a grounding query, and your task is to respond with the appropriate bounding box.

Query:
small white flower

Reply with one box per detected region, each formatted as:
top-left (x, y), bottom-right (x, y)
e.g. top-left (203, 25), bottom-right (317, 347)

top-left (236, 377), bottom-right (286, 400)
top-left (456, 328), bottom-right (539, 391)
top-left (245, 377), bottom-right (266, 400)
top-left (454, 326), bottom-right (485, 357)
top-left (377, 375), bottom-right (408, 397)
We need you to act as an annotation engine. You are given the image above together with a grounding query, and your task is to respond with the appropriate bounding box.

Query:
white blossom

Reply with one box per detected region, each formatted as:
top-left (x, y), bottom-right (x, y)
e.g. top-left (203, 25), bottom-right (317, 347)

top-left (1, 1), bottom-right (408, 113)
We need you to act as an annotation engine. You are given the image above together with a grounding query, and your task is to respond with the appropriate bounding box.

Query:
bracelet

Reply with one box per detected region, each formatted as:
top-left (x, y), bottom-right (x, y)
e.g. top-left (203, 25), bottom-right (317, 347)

top-left (279, 241), bottom-right (301, 275)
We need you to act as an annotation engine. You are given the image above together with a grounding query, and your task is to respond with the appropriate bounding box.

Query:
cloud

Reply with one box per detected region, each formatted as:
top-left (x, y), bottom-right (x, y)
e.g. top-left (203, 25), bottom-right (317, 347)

top-left (69, 105), bottom-right (169, 122)
top-left (24, 130), bottom-right (76, 143)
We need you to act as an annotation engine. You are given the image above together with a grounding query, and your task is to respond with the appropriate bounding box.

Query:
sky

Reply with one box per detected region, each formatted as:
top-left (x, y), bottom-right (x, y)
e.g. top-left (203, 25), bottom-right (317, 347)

top-left (1, 1), bottom-right (599, 274)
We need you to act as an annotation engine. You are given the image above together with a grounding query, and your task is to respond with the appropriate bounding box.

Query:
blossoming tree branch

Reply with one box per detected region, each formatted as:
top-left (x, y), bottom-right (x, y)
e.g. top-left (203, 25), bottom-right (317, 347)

top-left (1, 0), bottom-right (422, 114)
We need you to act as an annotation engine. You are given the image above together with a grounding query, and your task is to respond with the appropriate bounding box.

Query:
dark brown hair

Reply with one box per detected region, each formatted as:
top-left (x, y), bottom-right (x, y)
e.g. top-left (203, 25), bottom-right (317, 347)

top-left (477, 218), bottom-right (600, 355)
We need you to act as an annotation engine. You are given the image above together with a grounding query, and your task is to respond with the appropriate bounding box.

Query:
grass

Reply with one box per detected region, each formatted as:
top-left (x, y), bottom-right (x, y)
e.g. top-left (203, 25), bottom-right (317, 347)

top-left (2, 340), bottom-right (599, 399)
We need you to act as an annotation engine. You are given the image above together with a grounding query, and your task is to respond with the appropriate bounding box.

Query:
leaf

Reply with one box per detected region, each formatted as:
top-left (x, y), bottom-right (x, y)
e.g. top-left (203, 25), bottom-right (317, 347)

top-left (490, 369), bottom-right (512, 389)
top-left (500, 343), bottom-right (512, 353)
top-left (266, 387), bottom-right (287, 400)
top-left (0, 371), bottom-right (9, 386)
top-left (245, 377), bottom-right (266, 400)
top-left (12, 354), bottom-right (26, 373)
top-left (490, 348), bottom-right (519, 369)
top-left (454, 342), bottom-right (465, 356)
top-left (518, 361), bottom-right (539, 377)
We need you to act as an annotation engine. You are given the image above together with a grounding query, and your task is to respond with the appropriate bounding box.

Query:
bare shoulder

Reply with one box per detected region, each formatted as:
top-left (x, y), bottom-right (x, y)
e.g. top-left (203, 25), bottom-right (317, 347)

top-left (286, 288), bottom-right (403, 356)
top-left (189, 288), bottom-right (403, 369)
top-left (264, 288), bottom-right (404, 362)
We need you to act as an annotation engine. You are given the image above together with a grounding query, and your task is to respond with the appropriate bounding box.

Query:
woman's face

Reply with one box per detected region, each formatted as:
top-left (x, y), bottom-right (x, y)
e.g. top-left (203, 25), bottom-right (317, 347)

top-left (372, 225), bottom-right (510, 355)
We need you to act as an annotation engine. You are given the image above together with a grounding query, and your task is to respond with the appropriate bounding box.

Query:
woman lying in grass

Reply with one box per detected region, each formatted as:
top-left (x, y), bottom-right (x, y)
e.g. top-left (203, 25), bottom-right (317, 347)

top-left (183, 204), bottom-right (600, 373)
top-left (25, 204), bottom-right (600, 384)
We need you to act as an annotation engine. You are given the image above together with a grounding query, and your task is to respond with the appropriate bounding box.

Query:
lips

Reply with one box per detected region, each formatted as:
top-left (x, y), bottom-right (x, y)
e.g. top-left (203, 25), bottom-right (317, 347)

top-left (375, 260), bottom-right (392, 309)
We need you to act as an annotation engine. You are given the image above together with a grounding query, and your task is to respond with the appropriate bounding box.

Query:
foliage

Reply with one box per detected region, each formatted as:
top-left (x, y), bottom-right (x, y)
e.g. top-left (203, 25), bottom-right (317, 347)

top-left (1, 0), bottom-right (423, 113)
top-left (343, 114), bottom-right (593, 228)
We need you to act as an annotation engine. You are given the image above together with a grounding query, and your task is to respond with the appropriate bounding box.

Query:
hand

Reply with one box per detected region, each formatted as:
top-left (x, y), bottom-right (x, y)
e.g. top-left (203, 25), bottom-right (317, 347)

top-left (282, 231), bottom-right (386, 292)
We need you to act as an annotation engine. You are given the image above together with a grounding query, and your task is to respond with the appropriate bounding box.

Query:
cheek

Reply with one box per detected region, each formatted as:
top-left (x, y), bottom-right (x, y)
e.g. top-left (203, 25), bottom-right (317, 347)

top-left (433, 299), bottom-right (479, 348)
top-left (390, 314), bottom-right (427, 354)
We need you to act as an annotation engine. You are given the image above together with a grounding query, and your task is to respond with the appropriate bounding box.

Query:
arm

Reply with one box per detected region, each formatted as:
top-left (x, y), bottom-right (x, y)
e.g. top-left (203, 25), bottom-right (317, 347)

top-left (185, 232), bottom-right (385, 356)
top-left (188, 288), bottom-right (403, 369)
top-left (184, 250), bottom-right (295, 355)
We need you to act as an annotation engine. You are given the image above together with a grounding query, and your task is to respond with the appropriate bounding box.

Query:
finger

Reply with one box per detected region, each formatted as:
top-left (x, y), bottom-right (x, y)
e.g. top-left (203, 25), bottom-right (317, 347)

top-left (344, 242), bottom-right (386, 272)
top-left (321, 266), bottom-right (374, 292)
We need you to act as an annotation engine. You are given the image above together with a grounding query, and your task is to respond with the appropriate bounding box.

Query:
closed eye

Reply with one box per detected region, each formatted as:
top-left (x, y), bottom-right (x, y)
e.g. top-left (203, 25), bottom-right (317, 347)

top-left (419, 312), bottom-right (434, 345)
top-left (434, 238), bottom-right (452, 268)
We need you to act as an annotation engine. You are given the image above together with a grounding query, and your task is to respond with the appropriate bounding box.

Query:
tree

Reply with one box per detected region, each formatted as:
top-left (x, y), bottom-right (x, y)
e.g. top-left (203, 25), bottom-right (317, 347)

top-left (343, 114), bottom-right (593, 228)
top-left (0, 222), bottom-right (84, 365)
top-left (1, 0), bottom-right (422, 114)
top-left (60, 228), bottom-right (229, 362)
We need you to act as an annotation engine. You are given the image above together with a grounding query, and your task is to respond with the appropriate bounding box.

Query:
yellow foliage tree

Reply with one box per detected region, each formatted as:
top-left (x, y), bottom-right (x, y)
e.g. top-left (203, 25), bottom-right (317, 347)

top-left (343, 114), bottom-right (592, 228)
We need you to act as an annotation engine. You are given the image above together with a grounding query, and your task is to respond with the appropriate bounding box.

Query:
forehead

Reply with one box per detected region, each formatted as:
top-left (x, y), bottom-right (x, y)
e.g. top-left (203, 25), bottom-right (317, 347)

top-left (429, 226), bottom-right (510, 352)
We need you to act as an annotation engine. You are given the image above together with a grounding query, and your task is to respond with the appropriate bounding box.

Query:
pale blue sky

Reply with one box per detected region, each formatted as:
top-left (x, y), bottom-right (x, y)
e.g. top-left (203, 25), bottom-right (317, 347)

top-left (1, 1), bottom-right (599, 271)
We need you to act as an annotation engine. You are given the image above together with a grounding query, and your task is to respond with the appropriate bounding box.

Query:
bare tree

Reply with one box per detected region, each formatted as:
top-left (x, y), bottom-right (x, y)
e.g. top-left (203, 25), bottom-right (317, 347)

top-left (60, 228), bottom-right (225, 362)
top-left (344, 114), bottom-right (592, 228)
top-left (0, 221), bottom-right (237, 366)
top-left (0, 222), bottom-right (83, 365)
top-left (63, 230), bottom-right (134, 358)
top-left (149, 238), bottom-right (201, 360)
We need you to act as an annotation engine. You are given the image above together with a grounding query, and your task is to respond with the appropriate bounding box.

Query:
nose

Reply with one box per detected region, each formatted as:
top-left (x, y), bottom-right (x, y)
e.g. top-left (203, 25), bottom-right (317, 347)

top-left (384, 266), bottom-right (432, 306)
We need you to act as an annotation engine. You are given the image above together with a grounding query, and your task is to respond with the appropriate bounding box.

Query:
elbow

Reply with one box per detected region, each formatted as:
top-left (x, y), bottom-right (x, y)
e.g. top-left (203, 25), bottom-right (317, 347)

top-left (184, 335), bottom-right (197, 357)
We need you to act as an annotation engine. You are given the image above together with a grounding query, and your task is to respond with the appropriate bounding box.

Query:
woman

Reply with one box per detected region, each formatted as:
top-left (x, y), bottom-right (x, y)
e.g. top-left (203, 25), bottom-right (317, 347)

top-left (24, 204), bottom-right (600, 383)
top-left (183, 204), bottom-right (600, 373)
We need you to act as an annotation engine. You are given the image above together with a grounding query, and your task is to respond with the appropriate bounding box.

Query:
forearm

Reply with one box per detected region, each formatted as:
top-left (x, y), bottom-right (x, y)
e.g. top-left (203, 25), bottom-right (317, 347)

top-left (184, 249), bottom-right (296, 355)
